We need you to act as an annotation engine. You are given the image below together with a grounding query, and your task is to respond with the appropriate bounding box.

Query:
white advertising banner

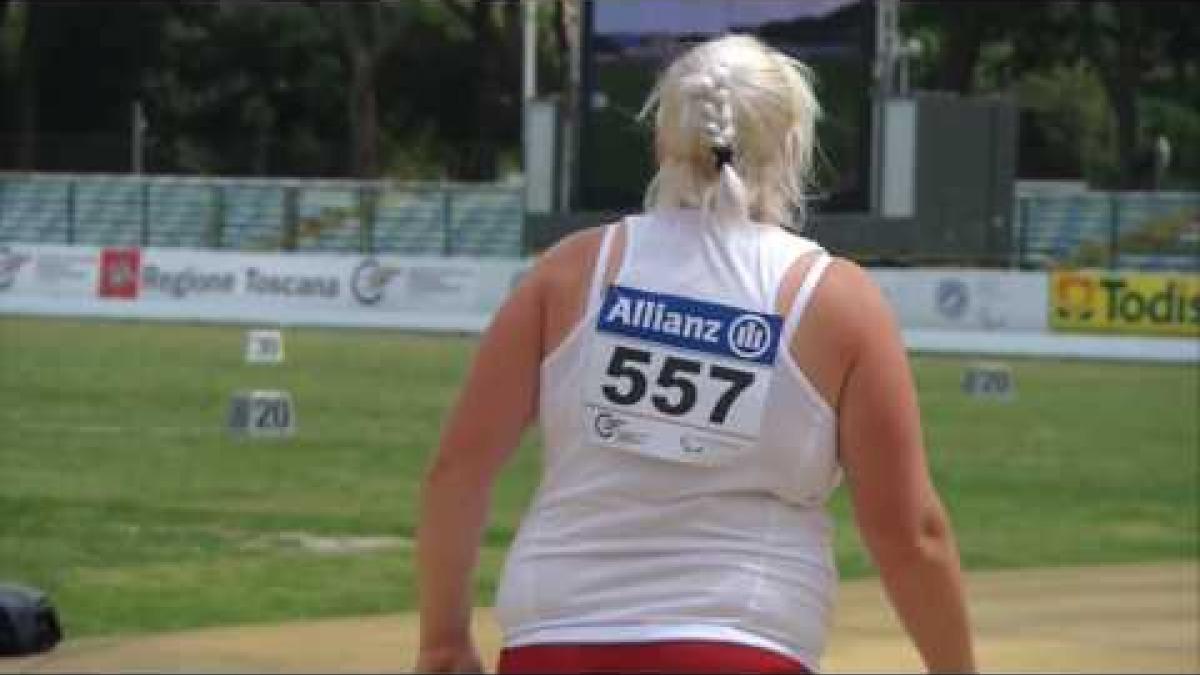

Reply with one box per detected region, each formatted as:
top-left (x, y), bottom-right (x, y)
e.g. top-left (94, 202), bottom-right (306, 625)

top-left (0, 246), bottom-right (1095, 335)
top-left (3, 245), bottom-right (1194, 361)
top-left (0, 244), bottom-right (529, 331)
top-left (0, 244), bottom-right (98, 299)
top-left (868, 268), bottom-right (1049, 332)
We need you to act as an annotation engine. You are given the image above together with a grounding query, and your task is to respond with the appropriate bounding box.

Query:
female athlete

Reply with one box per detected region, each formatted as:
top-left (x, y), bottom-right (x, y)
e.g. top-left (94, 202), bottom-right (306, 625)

top-left (416, 34), bottom-right (975, 674)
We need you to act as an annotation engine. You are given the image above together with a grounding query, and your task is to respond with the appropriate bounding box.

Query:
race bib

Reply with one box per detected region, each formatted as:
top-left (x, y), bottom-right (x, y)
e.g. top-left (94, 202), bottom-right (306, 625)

top-left (583, 285), bottom-right (781, 467)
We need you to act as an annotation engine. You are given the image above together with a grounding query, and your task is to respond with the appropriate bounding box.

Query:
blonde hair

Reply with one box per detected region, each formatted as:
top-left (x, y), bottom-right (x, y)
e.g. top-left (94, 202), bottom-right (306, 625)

top-left (640, 34), bottom-right (821, 230)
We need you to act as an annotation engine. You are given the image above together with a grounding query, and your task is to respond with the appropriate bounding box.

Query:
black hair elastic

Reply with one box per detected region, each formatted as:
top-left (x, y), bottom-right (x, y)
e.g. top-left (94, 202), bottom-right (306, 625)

top-left (712, 145), bottom-right (733, 169)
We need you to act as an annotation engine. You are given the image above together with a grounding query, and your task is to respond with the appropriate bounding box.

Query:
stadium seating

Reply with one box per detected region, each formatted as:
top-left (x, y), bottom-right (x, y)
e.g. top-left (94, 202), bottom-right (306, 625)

top-left (1, 174), bottom-right (1192, 267)
top-left (0, 177), bottom-right (70, 244)
top-left (1015, 189), bottom-right (1200, 270)
top-left (0, 174), bottom-right (525, 258)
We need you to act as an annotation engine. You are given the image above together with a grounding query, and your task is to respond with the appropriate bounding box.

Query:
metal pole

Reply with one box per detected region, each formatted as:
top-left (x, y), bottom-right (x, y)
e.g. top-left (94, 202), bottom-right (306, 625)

top-left (523, 0), bottom-right (537, 103)
top-left (559, 0), bottom-right (582, 212)
top-left (359, 184), bottom-right (377, 254)
top-left (209, 184), bottom-right (226, 249)
top-left (870, 0), bottom-right (898, 215)
top-left (140, 181), bottom-right (149, 245)
top-left (1017, 195), bottom-right (1029, 269)
top-left (131, 100), bottom-right (146, 175)
top-left (66, 181), bottom-right (76, 245)
top-left (282, 186), bottom-right (298, 251)
top-left (442, 188), bottom-right (454, 256)
top-left (522, 0), bottom-right (538, 218)
top-left (877, 0), bottom-right (897, 98)
top-left (1108, 192), bottom-right (1120, 269)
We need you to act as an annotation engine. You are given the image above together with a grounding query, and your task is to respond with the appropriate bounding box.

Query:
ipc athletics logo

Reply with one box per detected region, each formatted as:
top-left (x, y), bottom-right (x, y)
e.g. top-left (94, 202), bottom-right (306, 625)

top-left (726, 313), bottom-right (773, 360)
top-left (593, 409), bottom-right (626, 441)
top-left (351, 258), bottom-right (403, 305)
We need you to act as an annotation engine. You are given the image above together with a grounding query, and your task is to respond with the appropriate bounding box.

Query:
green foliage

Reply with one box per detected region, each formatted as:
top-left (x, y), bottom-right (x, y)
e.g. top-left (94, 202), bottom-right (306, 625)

top-left (0, 0), bottom-right (534, 179)
top-left (1141, 95), bottom-right (1200, 191)
top-left (1014, 63), bottom-right (1117, 185)
top-left (8, 0), bottom-right (1189, 186)
top-left (146, 4), bottom-right (349, 176)
top-left (902, 0), bottom-right (1200, 189)
top-left (0, 316), bottom-right (1196, 637)
top-left (0, 0), bottom-right (25, 78)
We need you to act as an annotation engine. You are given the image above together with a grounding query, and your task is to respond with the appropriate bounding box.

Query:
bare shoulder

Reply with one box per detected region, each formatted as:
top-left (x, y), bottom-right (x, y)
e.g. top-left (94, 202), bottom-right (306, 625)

top-left (808, 256), bottom-right (899, 352)
top-left (529, 223), bottom-right (618, 286)
top-left (814, 257), bottom-right (890, 312)
top-left (535, 225), bottom-right (608, 268)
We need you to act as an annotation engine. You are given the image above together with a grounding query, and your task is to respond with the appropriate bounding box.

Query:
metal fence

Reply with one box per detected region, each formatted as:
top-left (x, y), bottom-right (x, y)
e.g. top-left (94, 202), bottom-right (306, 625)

top-left (1014, 190), bottom-right (1199, 271)
top-left (0, 173), bottom-right (525, 257)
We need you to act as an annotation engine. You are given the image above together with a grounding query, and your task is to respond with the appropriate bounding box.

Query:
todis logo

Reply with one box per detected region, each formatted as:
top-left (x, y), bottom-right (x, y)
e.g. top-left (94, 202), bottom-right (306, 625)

top-left (1053, 273), bottom-right (1096, 321)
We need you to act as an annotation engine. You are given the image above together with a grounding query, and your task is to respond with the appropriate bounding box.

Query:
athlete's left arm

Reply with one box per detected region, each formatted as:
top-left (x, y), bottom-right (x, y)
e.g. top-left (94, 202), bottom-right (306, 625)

top-left (415, 264), bottom-right (544, 672)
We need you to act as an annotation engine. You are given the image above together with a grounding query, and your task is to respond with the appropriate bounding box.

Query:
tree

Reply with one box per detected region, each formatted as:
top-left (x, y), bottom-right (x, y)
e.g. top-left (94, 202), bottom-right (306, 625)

top-left (146, 2), bottom-right (346, 176)
top-left (1081, 2), bottom-right (1142, 189)
top-left (0, 1), bottom-right (171, 171)
top-left (904, 0), bottom-right (1199, 189)
top-left (1, 0), bottom-right (41, 169)
top-left (0, 0), bottom-right (556, 180)
top-left (1080, 1), bottom-right (1199, 188)
top-left (307, 1), bottom-right (418, 179)
top-left (438, 0), bottom-right (522, 179)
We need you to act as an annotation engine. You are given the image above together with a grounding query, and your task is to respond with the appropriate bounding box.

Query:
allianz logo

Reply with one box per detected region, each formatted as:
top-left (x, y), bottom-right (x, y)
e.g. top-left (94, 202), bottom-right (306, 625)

top-left (603, 293), bottom-right (774, 360)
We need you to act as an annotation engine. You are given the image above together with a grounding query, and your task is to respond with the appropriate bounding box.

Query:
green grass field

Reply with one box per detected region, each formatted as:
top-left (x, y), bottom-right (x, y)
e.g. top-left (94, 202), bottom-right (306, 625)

top-left (1, 315), bottom-right (1196, 638)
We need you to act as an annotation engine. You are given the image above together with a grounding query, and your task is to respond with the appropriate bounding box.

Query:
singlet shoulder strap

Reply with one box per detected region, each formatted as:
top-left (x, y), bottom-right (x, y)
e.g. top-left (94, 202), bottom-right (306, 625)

top-left (585, 220), bottom-right (622, 313)
top-left (782, 251), bottom-right (833, 339)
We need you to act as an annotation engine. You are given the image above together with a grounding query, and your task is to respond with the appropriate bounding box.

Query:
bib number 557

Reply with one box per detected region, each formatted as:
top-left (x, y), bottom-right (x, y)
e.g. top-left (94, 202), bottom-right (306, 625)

top-left (602, 345), bottom-right (753, 425)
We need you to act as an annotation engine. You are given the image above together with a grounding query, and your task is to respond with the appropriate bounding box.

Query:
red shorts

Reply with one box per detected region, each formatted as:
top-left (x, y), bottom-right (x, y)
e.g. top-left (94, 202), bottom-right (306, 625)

top-left (496, 640), bottom-right (810, 674)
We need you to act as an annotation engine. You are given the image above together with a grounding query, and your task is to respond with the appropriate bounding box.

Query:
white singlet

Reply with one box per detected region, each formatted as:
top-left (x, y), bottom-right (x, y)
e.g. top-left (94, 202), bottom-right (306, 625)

top-left (495, 209), bottom-right (841, 671)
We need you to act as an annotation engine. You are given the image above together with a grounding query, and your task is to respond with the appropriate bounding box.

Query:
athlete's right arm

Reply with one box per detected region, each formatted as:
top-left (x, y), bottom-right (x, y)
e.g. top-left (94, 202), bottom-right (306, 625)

top-left (414, 253), bottom-right (548, 673)
top-left (828, 261), bottom-right (977, 674)
top-left (414, 228), bottom-right (604, 673)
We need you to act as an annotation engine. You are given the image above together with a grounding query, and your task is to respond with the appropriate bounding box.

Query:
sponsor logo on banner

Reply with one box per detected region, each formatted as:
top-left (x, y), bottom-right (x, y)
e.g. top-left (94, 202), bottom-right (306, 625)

top-left (597, 285), bottom-right (781, 365)
top-left (34, 251), bottom-right (94, 287)
top-left (351, 258), bottom-right (403, 305)
top-left (935, 278), bottom-right (970, 320)
top-left (1049, 269), bottom-right (1200, 336)
top-left (350, 257), bottom-right (478, 309)
top-left (244, 267), bottom-right (339, 299)
top-left (0, 246), bottom-right (31, 291)
top-left (97, 248), bottom-right (142, 299)
top-left (141, 264), bottom-right (235, 299)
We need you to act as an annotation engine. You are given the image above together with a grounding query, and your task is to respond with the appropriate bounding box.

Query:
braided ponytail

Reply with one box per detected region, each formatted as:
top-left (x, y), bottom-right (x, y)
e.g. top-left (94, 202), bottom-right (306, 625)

top-left (679, 65), bottom-right (748, 225)
top-left (706, 65), bottom-right (749, 225)
top-left (640, 35), bottom-right (821, 230)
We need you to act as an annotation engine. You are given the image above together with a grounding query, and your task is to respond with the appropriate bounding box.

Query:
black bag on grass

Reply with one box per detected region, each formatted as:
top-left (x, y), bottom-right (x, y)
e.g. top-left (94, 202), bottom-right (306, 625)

top-left (0, 584), bottom-right (61, 656)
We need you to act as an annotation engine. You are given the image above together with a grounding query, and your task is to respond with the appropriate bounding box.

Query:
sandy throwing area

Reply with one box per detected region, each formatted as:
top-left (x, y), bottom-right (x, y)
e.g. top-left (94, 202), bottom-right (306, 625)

top-left (2, 562), bottom-right (1196, 673)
